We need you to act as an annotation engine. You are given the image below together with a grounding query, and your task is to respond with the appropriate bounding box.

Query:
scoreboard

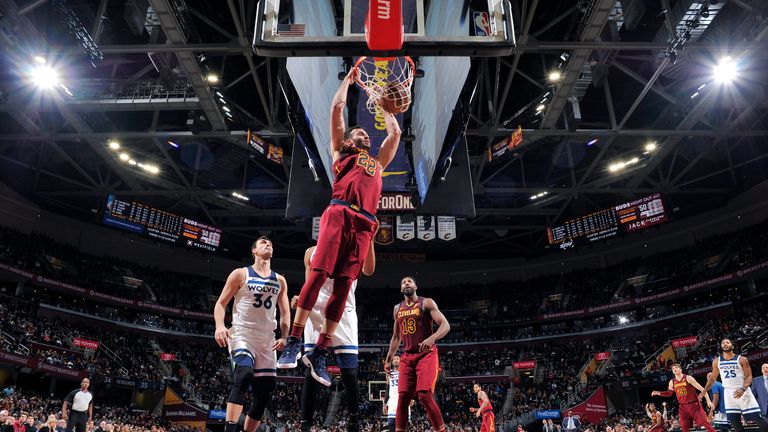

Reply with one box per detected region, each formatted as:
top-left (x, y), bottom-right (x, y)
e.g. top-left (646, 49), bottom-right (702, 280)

top-left (103, 194), bottom-right (222, 252)
top-left (547, 193), bottom-right (667, 246)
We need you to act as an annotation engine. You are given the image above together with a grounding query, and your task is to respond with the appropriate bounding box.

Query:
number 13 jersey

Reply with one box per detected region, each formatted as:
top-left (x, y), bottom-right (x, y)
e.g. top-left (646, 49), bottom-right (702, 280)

top-left (396, 297), bottom-right (435, 353)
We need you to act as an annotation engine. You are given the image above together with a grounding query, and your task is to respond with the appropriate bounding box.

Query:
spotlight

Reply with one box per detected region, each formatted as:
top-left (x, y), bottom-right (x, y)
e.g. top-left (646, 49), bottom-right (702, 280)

top-left (645, 142), bottom-right (657, 152)
top-left (118, 152), bottom-right (130, 161)
top-left (536, 104), bottom-right (546, 112)
top-left (108, 141), bottom-right (120, 150)
top-left (618, 316), bottom-right (629, 324)
top-left (701, 8), bottom-right (710, 18)
top-left (167, 140), bottom-right (179, 148)
top-left (33, 56), bottom-right (46, 64)
top-left (128, 159), bottom-right (137, 166)
top-left (713, 56), bottom-right (737, 83)
top-left (548, 71), bottom-right (562, 82)
top-left (222, 105), bottom-right (231, 113)
top-left (30, 65), bottom-right (59, 89)
top-left (206, 73), bottom-right (219, 84)
top-left (608, 162), bottom-right (624, 172)
top-left (586, 138), bottom-right (598, 146)
top-left (231, 192), bottom-right (249, 201)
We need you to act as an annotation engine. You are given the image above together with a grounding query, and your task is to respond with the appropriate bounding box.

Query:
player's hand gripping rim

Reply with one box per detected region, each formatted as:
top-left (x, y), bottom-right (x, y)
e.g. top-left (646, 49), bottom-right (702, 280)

top-left (214, 326), bottom-right (231, 348)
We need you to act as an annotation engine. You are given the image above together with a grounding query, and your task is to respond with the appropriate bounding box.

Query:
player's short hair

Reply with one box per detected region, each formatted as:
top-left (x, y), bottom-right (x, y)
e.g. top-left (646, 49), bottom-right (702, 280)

top-left (401, 275), bottom-right (417, 285)
top-left (670, 363), bottom-right (682, 368)
top-left (344, 125), bottom-right (364, 139)
top-left (252, 236), bottom-right (271, 249)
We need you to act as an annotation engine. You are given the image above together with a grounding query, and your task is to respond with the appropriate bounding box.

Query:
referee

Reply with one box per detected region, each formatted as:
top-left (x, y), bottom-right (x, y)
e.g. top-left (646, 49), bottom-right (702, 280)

top-left (62, 378), bottom-right (93, 432)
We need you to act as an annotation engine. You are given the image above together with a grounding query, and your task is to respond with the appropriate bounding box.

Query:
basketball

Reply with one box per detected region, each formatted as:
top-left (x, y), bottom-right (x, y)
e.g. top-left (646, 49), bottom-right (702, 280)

top-left (380, 81), bottom-right (412, 114)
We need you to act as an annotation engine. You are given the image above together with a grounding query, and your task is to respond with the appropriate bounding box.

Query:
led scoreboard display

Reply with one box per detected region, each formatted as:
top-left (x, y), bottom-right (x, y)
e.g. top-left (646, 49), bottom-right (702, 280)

top-left (547, 193), bottom-right (667, 246)
top-left (103, 194), bottom-right (222, 252)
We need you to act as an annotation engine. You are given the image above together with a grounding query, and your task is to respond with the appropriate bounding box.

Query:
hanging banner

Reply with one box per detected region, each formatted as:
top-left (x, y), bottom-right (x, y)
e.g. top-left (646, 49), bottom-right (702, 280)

top-left (267, 144), bottom-right (284, 164)
top-left (396, 216), bottom-right (415, 241)
top-left (378, 193), bottom-right (416, 211)
top-left (160, 353), bottom-right (176, 361)
top-left (246, 129), bottom-right (267, 155)
top-left (595, 352), bottom-right (611, 361)
top-left (513, 360), bottom-right (537, 369)
top-left (417, 216), bottom-right (435, 241)
top-left (436, 216), bottom-right (457, 241)
top-left (564, 386), bottom-right (608, 424)
top-left (375, 216), bottom-right (395, 245)
top-left (72, 337), bottom-right (100, 350)
top-left (671, 336), bottom-right (698, 348)
top-left (312, 217), bottom-right (321, 240)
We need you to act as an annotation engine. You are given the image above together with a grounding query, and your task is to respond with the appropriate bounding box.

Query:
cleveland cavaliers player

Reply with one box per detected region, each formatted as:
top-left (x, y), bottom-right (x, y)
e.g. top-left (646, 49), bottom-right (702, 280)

top-left (385, 276), bottom-right (451, 432)
top-left (279, 67), bottom-right (402, 387)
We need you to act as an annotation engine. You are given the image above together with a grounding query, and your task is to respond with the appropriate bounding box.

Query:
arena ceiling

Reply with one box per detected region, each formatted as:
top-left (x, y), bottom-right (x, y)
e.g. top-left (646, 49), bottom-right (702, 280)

top-left (0, 0), bottom-right (767, 261)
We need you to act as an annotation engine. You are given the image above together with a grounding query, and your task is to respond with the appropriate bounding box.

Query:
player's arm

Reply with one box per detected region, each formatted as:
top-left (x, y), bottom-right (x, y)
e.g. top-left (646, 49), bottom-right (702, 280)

top-left (735, 356), bottom-right (753, 399)
top-left (710, 389), bottom-right (719, 414)
top-left (686, 375), bottom-right (713, 407)
top-left (418, 298), bottom-right (450, 352)
top-left (477, 390), bottom-right (490, 414)
top-left (376, 107), bottom-right (402, 169)
top-left (651, 380), bottom-right (674, 397)
top-left (384, 305), bottom-right (402, 368)
top-left (704, 358), bottom-right (720, 392)
top-left (273, 274), bottom-right (291, 350)
top-left (330, 68), bottom-right (357, 162)
top-left (652, 412), bottom-right (662, 429)
top-left (213, 269), bottom-right (244, 347)
top-left (88, 401), bottom-right (93, 423)
top-left (362, 241), bottom-right (376, 276)
top-left (645, 404), bottom-right (653, 419)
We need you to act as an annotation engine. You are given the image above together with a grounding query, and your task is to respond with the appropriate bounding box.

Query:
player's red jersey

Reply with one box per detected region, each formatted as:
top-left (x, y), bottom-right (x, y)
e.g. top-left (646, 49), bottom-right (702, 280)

top-left (396, 297), bottom-right (435, 353)
top-left (331, 150), bottom-right (383, 216)
top-left (673, 375), bottom-right (699, 404)
top-left (478, 395), bottom-right (494, 413)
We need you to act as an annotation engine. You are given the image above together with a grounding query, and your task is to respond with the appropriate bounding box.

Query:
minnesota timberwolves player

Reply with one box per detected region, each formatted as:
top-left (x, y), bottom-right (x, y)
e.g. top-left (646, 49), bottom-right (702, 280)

top-left (214, 237), bottom-right (291, 432)
top-left (704, 338), bottom-right (768, 432)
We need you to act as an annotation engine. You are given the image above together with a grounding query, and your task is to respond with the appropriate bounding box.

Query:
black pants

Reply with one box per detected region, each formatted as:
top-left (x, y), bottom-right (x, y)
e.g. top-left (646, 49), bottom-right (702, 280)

top-left (68, 410), bottom-right (88, 432)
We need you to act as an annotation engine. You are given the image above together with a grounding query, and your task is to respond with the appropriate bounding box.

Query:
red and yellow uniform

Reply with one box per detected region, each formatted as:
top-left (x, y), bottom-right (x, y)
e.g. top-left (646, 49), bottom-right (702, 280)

top-left (478, 395), bottom-right (495, 432)
top-left (673, 375), bottom-right (710, 432)
top-left (312, 150), bottom-right (381, 280)
top-left (395, 297), bottom-right (440, 394)
top-left (648, 411), bottom-right (665, 432)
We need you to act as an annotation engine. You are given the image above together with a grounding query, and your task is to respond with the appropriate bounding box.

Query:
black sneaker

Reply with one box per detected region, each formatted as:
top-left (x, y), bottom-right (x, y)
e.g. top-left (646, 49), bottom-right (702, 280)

top-left (302, 348), bottom-right (332, 387)
top-left (277, 336), bottom-right (302, 369)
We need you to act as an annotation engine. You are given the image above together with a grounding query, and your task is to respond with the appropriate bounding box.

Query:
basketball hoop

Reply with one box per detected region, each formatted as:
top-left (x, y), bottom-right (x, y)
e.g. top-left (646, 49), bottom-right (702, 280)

top-left (353, 56), bottom-right (415, 114)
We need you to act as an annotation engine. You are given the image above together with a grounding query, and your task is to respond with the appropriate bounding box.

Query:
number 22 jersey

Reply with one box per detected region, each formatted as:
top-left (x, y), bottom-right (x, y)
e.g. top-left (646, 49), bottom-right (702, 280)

top-left (396, 297), bottom-right (435, 353)
top-left (332, 150), bottom-right (383, 216)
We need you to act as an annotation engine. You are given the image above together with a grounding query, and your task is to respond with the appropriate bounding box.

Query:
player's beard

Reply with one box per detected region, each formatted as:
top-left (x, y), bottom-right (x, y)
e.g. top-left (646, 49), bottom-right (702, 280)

top-left (402, 287), bottom-right (415, 296)
top-left (722, 346), bottom-right (733, 353)
top-left (352, 136), bottom-right (370, 151)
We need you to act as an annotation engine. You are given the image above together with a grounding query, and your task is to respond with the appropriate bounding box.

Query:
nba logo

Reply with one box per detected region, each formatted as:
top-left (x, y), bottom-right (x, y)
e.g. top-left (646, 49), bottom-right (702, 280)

top-left (473, 12), bottom-right (491, 36)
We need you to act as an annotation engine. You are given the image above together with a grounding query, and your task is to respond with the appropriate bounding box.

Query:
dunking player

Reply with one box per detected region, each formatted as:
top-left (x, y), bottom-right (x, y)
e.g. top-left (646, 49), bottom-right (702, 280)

top-left (278, 66), bottom-right (402, 386)
top-left (214, 237), bottom-right (291, 432)
top-left (651, 363), bottom-right (715, 432)
top-left (385, 276), bottom-right (451, 432)
top-left (295, 242), bottom-right (376, 432)
top-left (470, 384), bottom-right (495, 432)
top-left (704, 338), bottom-right (768, 432)
top-left (383, 355), bottom-right (413, 431)
top-left (644, 403), bottom-right (665, 432)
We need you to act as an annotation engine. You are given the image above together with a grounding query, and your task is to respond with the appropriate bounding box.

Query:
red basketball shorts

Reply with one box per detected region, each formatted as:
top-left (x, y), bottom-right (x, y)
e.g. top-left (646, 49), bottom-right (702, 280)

top-left (481, 410), bottom-right (496, 432)
top-left (312, 204), bottom-right (377, 280)
top-left (398, 347), bottom-right (439, 394)
top-left (679, 402), bottom-right (709, 430)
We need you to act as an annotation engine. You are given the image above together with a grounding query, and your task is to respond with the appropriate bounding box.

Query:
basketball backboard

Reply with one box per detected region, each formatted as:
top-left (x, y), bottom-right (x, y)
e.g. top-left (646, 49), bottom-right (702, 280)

top-left (253, 0), bottom-right (515, 57)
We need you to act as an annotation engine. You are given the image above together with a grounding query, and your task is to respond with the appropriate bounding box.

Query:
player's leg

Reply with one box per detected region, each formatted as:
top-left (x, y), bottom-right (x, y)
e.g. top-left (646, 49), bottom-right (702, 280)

top-left (338, 352), bottom-right (360, 432)
top-left (226, 354), bottom-right (254, 432)
top-left (396, 354), bottom-right (417, 431)
top-left (693, 405), bottom-right (716, 432)
top-left (738, 388), bottom-right (768, 432)
top-left (743, 413), bottom-right (768, 432)
top-left (679, 410), bottom-right (693, 432)
top-left (414, 349), bottom-right (445, 431)
top-left (303, 277), bottom-right (355, 386)
top-left (243, 376), bottom-right (276, 432)
top-left (279, 208), bottom-right (342, 368)
top-left (299, 367), bottom-right (320, 432)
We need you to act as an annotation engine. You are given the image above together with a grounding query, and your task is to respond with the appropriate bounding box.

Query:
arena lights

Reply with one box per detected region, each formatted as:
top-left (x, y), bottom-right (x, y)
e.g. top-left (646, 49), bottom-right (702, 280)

top-left (547, 71), bottom-right (562, 83)
top-left (118, 152), bottom-right (130, 161)
top-left (618, 316), bottom-right (629, 324)
top-left (206, 73), bottom-right (219, 84)
top-left (231, 192), bottom-right (249, 201)
top-left (644, 142), bottom-right (657, 152)
top-left (713, 56), bottom-right (738, 83)
top-left (167, 140), bottom-right (179, 148)
top-left (137, 163), bottom-right (160, 175)
top-left (30, 64), bottom-right (59, 89)
top-left (535, 103), bottom-right (546, 113)
top-left (530, 191), bottom-right (549, 200)
top-left (608, 157), bottom-right (640, 173)
top-left (108, 141), bottom-right (120, 150)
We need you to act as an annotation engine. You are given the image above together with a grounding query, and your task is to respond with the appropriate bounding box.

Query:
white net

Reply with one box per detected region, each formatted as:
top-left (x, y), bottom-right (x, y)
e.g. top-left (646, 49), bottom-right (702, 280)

top-left (354, 56), bottom-right (415, 114)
